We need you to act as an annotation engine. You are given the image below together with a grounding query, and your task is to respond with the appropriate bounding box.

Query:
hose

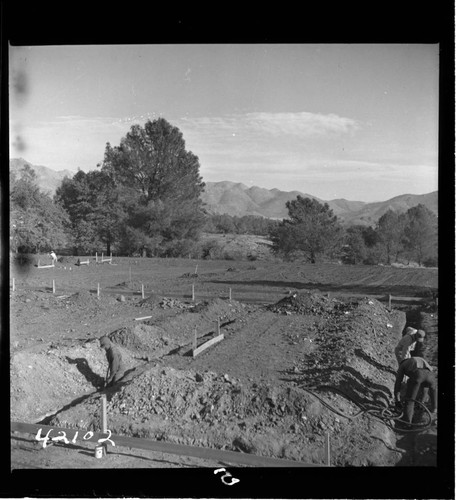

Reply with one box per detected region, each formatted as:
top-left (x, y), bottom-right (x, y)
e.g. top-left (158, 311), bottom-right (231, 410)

top-left (297, 385), bottom-right (434, 433)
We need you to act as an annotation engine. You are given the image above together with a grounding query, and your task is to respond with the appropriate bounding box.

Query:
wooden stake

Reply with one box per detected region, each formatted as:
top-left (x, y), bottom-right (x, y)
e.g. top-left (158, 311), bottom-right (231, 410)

top-left (52, 279), bottom-right (55, 294)
top-left (141, 284), bottom-right (145, 299)
top-left (101, 394), bottom-right (107, 433)
top-left (324, 432), bottom-right (331, 466)
top-left (97, 283), bottom-right (100, 298)
top-left (229, 288), bottom-right (232, 301)
top-left (195, 264), bottom-right (198, 275)
top-left (388, 294), bottom-right (392, 309)
top-left (193, 328), bottom-right (197, 353)
top-left (192, 284), bottom-right (195, 301)
top-left (217, 318), bottom-right (220, 335)
top-left (129, 266), bottom-right (132, 283)
top-left (96, 252), bottom-right (98, 263)
top-left (12, 278), bottom-right (15, 291)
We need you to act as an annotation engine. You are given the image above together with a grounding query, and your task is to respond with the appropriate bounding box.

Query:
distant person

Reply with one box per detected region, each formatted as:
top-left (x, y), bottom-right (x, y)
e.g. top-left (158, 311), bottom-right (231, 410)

top-left (99, 337), bottom-right (126, 387)
top-left (49, 251), bottom-right (57, 264)
top-left (394, 327), bottom-right (425, 366)
top-left (394, 356), bottom-right (437, 424)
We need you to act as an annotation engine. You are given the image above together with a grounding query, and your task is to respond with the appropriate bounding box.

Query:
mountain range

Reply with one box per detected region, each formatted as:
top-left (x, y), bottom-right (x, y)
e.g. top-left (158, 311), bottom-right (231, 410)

top-left (10, 158), bottom-right (438, 226)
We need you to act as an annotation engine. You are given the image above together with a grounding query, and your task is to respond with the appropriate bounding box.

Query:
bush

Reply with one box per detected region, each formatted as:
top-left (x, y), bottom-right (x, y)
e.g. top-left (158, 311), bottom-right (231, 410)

top-left (423, 256), bottom-right (438, 267)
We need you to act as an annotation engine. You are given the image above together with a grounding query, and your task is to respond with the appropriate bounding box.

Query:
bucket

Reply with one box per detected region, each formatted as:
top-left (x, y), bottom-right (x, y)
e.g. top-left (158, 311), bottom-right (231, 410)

top-left (94, 445), bottom-right (105, 459)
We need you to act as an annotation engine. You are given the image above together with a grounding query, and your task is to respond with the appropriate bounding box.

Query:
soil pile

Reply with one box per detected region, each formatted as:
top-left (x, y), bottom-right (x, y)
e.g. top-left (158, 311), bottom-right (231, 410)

top-left (268, 290), bottom-right (339, 315)
top-left (45, 366), bottom-right (399, 466)
top-left (10, 340), bottom-right (141, 423)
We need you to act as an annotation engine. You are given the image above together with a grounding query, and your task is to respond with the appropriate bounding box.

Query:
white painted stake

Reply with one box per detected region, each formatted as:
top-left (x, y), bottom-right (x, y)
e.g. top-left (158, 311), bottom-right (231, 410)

top-left (129, 266), bottom-right (132, 283)
top-left (52, 279), bottom-right (55, 294)
top-left (96, 252), bottom-right (98, 263)
top-left (195, 264), bottom-right (198, 275)
top-left (97, 283), bottom-right (100, 298)
top-left (324, 432), bottom-right (331, 466)
top-left (388, 294), bottom-right (392, 309)
top-left (141, 284), bottom-right (145, 299)
top-left (101, 394), bottom-right (107, 433)
top-left (192, 284), bottom-right (195, 301)
top-left (217, 318), bottom-right (220, 335)
top-left (12, 278), bottom-right (15, 291)
top-left (229, 288), bottom-right (232, 301)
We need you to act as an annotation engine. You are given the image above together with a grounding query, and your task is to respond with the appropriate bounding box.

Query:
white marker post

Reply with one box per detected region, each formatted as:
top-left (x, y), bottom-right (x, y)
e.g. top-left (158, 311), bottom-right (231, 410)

top-left (96, 252), bottom-right (98, 263)
top-left (52, 279), bottom-right (55, 294)
top-left (97, 283), bottom-right (100, 298)
top-left (388, 294), bottom-right (392, 310)
top-left (12, 278), bottom-right (15, 292)
top-left (324, 432), bottom-right (331, 466)
top-left (195, 264), bottom-right (198, 275)
top-left (141, 284), bottom-right (145, 299)
top-left (129, 266), bottom-right (132, 284)
top-left (192, 284), bottom-right (195, 302)
top-left (217, 318), bottom-right (220, 335)
top-left (101, 394), bottom-right (107, 433)
top-left (229, 288), bottom-right (232, 301)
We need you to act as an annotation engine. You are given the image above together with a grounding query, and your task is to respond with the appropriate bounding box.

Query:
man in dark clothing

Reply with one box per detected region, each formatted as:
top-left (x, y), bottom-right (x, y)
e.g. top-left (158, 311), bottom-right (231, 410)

top-left (99, 336), bottom-right (126, 387)
top-left (394, 356), bottom-right (437, 423)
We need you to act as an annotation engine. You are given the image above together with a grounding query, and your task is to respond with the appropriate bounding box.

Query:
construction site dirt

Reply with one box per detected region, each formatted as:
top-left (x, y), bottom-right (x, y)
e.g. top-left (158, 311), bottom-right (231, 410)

top-left (10, 256), bottom-right (439, 471)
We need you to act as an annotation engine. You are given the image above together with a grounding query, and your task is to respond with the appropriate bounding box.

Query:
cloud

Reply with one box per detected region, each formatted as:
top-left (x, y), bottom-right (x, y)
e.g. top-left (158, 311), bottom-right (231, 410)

top-left (180, 111), bottom-right (359, 140)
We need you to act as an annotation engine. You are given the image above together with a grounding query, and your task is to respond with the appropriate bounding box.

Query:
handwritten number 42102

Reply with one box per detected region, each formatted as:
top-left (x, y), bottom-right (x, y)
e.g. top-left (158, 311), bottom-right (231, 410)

top-left (35, 428), bottom-right (115, 448)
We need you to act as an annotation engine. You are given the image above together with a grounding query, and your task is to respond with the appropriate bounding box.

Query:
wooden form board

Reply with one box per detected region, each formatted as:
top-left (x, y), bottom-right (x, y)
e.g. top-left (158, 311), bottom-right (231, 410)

top-left (11, 421), bottom-right (327, 467)
top-left (193, 333), bottom-right (224, 358)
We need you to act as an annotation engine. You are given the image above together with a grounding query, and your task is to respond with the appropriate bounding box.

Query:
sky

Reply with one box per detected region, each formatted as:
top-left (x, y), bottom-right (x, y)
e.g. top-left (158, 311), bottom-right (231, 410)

top-left (9, 44), bottom-right (439, 202)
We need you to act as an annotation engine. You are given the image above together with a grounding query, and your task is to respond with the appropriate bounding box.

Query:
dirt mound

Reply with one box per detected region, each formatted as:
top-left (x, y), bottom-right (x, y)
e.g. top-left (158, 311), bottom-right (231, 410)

top-left (10, 340), bottom-right (141, 423)
top-left (45, 366), bottom-right (399, 465)
top-left (292, 298), bottom-right (406, 408)
top-left (180, 272), bottom-right (198, 279)
top-left (107, 324), bottom-right (173, 355)
top-left (268, 290), bottom-right (338, 315)
top-left (136, 296), bottom-right (190, 310)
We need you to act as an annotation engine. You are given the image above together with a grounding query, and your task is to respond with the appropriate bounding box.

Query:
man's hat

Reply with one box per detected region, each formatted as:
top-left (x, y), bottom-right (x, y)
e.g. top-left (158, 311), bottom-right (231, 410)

top-left (416, 329), bottom-right (426, 341)
top-left (99, 336), bottom-right (111, 347)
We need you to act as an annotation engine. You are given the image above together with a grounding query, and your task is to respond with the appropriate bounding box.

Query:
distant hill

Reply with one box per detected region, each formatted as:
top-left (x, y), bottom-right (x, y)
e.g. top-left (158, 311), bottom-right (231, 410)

top-left (10, 158), bottom-right (437, 226)
top-left (10, 158), bottom-right (75, 196)
top-left (201, 181), bottom-right (437, 226)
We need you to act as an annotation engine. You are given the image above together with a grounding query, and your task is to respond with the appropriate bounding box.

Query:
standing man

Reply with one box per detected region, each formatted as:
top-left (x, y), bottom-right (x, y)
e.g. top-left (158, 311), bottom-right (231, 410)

top-left (394, 356), bottom-right (437, 424)
top-left (394, 328), bottom-right (425, 366)
top-left (49, 250), bottom-right (58, 264)
top-left (99, 337), bottom-right (126, 387)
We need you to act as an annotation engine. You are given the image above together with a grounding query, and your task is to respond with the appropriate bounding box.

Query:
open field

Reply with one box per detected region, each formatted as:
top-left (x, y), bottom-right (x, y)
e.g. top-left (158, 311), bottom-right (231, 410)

top-left (10, 256), bottom-right (438, 471)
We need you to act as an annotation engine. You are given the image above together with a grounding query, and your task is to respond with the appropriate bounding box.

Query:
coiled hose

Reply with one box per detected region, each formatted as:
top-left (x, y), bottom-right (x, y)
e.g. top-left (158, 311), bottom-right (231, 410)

top-left (298, 385), bottom-right (434, 433)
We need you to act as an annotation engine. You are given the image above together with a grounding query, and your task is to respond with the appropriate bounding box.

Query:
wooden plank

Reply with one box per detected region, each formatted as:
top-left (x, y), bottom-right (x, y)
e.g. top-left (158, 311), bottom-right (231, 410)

top-left (11, 421), bottom-right (325, 467)
top-left (193, 333), bottom-right (224, 357)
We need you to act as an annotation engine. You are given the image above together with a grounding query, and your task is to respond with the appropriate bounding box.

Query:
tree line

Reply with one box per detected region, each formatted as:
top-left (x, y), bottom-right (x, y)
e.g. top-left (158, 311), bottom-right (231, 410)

top-left (270, 195), bottom-right (438, 267)
top-left (9, 118), bottom-right (438, 266)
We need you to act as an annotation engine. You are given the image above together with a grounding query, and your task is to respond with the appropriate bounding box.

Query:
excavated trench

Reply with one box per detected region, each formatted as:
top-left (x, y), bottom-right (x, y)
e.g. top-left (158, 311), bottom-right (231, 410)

top-left (11, 293), bottom-right (437, 466)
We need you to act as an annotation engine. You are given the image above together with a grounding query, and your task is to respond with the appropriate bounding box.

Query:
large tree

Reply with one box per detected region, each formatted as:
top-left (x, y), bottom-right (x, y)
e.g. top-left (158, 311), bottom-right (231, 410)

top-left (376, 209), bottom-right (407, 264)
top-left (100, 118), bottom-right (206, 254)
top-left (10, 166), bottom-right (70, 253)
top-left (403, 204), bottom-right (438, 266)
top-left (270, 196), bottom-right (343, 262)
top-left (55, 170), bottom-right (125, 254)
